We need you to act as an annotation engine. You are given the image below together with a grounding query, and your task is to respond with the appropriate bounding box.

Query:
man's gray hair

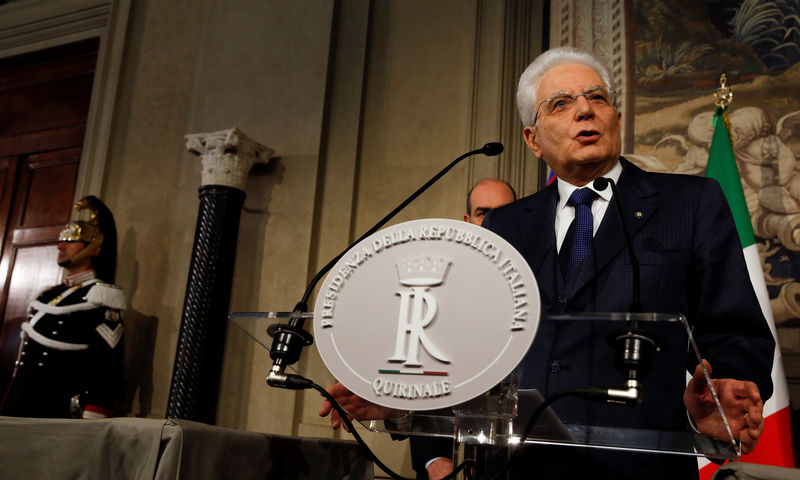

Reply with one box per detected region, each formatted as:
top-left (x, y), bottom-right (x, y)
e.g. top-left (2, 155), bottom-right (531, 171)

top-left (517, 47), bottom-right (616, 127)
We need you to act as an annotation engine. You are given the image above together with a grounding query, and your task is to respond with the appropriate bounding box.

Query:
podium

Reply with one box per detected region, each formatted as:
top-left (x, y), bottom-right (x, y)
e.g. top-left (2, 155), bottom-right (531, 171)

top-left (232, 311), bottom-right (740, 479)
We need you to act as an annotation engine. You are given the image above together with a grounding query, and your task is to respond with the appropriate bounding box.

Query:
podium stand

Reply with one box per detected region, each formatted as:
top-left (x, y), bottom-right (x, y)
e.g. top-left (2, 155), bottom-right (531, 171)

top-left (231, 311), bottom-right (740, 479)
top-left (366, 312), bottom-right (741, 479)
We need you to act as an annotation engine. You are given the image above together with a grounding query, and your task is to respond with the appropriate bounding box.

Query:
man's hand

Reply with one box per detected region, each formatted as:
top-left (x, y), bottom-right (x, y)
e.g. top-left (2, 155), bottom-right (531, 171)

top-left (684, 359), bottom-right (765, 454)
top-left (319, 382), bottom-right (401, 431)
top-left (427, 458), bottom-right (453, 480)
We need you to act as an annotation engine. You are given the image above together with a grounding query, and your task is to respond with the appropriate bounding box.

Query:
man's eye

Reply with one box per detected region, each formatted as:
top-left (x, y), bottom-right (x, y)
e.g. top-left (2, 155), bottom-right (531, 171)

top-left (589, 93), bottom-right (609, 103)
top-left (551, 98), bottom-right (570, 110)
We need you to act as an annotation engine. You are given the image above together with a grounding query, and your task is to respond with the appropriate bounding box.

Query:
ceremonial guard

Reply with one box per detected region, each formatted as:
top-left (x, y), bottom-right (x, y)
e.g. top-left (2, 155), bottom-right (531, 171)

top-left (0, 196), bottom-right (125, 418)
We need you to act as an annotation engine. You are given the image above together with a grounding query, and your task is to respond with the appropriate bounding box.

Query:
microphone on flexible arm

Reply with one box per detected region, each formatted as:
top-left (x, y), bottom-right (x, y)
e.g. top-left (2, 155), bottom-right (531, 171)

top-left (592, 177), bottom-right (642, 313)
top-left (265, 142), bottom-right (504, 390)
top-left (591, 176), bottom-right (656, 406)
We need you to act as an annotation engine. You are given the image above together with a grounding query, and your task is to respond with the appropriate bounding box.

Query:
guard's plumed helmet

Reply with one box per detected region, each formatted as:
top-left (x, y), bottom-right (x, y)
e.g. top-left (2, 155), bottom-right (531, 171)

top-left (58, 196), bottom-right (118, 282)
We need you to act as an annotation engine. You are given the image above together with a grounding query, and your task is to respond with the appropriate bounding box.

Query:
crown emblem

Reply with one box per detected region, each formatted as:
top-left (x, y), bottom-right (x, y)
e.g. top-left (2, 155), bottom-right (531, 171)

top-left (396, 255), bottom-right (452, 286)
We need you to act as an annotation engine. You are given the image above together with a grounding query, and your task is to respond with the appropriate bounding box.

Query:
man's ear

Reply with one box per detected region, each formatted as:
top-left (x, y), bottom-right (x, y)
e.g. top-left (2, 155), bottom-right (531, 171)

top-left (463, 214), bottom-right (471, 223)
top-left (523, 126), bottom-right (543, 159)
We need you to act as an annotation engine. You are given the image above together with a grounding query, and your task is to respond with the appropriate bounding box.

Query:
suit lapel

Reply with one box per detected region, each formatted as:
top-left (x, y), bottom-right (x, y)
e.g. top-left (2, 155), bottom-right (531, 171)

top-left (514, 186), bottom-right (560, 385)
top-left (572, 158), bottom-right (659, 295)
top-left (516, 184), bottom-right (559, 308)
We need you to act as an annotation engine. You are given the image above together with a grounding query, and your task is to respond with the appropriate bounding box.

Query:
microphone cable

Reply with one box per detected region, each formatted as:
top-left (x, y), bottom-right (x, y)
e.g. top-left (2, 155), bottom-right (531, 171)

top-left (304, 375), bottom-right (475, 480)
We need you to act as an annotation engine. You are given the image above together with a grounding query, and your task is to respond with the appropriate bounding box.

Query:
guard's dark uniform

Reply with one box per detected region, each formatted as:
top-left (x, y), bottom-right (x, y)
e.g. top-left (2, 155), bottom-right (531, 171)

top-left (0, 271), bottom-right (125, 418)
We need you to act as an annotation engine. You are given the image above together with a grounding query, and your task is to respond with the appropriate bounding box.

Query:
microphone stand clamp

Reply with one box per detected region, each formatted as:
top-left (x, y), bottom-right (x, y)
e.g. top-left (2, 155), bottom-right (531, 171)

top-left (266, 302), bottom-right (314, 389)
top-left (606, 324), bottom-right (658, 405)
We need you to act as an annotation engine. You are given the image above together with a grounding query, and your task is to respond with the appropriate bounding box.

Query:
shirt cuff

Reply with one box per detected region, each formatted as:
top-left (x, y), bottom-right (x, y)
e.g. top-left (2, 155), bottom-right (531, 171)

top-left (425, 457), bottom-right (445, 470)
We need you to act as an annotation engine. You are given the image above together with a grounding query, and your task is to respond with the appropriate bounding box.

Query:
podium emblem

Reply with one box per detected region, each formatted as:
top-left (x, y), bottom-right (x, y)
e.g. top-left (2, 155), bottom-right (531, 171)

top-left (314, 219), bottom-right (539, 410)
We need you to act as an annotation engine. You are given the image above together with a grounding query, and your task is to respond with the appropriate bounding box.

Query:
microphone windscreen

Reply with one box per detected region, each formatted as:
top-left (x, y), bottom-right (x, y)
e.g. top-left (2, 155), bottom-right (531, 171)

top-left (482, 142), bottom-right (504, 156)
top-left (593, 177), bottom-right (609, 191)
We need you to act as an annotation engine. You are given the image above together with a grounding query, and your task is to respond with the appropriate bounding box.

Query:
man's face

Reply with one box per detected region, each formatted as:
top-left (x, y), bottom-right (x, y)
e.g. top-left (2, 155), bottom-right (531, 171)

top-left (522, 63), bottom-right (622, 186)
top-left (465, 181), bottom-right (516, 225)
top-left (57, 241), bottom-right (90, 268)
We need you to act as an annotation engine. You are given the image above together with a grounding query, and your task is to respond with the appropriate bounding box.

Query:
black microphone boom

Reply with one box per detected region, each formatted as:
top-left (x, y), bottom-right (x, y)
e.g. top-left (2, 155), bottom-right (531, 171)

top-left (301, 142), bottom-right (502, 307)
top-left (593, 176), bottom-right (655, 407)
top-left (592, 177), bottom-right (642, 313)
top-left (266, 142), bottom-right (504, 388)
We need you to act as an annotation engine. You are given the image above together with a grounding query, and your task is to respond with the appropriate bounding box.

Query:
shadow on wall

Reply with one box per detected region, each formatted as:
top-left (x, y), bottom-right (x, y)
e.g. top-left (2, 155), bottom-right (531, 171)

top-left (122, 309), bottom-right (158, 417)
top-left (230, 157), bottom-right (286, 310)
top-left (236, 158), bottom-right (285, 307)
top-left (215, 157), bottom-right (284, 429)
top-left (117, 228), bottom-right (159, 417)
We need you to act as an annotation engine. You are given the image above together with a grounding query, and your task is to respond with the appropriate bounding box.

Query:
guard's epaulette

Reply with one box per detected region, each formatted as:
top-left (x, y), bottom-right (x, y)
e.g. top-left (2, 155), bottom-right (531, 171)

top-left (85, 283), bottom-right (127, 310)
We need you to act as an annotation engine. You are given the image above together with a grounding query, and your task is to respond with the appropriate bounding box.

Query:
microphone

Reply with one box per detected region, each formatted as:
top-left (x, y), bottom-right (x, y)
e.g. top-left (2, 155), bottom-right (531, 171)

top-left (266, 142), bottom-right (505, 389)
top-left (593, 176), bottom-right (654, 406)
top-left (481, 142), bottom-right (504, 156)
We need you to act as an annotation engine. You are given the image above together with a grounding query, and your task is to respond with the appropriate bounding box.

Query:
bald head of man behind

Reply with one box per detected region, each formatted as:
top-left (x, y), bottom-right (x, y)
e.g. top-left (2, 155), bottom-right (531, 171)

top-left (464, 178), bottom-right (517, 226)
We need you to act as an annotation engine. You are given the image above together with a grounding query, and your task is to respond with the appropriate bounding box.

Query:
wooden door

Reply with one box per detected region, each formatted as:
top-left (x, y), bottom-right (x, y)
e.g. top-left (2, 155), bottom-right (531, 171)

top-left (0, 39), bottom-right (97, 394)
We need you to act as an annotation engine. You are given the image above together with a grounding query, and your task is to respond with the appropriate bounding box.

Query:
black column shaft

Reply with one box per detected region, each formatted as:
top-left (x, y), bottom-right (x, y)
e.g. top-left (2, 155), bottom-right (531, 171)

top-left (167, 184), bottom-right (245, 423)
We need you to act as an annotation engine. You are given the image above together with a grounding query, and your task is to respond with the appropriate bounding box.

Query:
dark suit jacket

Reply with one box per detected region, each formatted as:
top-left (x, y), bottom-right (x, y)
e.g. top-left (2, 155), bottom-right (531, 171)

top-left (410, 158), bottom-right (775, 479)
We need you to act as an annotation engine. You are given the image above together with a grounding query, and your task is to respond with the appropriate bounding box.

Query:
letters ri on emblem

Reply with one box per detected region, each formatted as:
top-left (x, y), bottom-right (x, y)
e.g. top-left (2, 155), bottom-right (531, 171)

top-left (388, 255), bottom-right (452, 367)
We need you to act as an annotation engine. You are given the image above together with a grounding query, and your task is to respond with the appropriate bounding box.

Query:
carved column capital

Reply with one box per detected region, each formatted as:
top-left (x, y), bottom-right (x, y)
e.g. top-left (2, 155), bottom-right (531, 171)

top-left (185, 127), bottom-right (274, 190)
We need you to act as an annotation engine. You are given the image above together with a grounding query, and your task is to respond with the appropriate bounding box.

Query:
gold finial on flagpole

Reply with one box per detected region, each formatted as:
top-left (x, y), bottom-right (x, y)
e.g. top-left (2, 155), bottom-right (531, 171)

top-left (712, 73), bottom-right (734, 146)
top-left (714, 73), bottom-right (733, 109)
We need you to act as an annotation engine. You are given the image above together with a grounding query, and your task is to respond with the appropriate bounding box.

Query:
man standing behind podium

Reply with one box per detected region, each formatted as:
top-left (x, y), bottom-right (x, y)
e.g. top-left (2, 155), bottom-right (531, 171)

top-left (477, 46), bottom-right (774, 478)
top-left (321, 47), bottom-right (775, 479)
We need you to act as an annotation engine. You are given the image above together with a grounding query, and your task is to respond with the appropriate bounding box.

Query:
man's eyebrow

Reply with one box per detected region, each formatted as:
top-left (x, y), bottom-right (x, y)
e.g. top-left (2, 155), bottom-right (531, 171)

top-left (541, 89), bottom-right (570, 99)
top-left (541, 84), bottom-right (606, 98)
top-left (474, 207), bottom-right (493, 214)
top-left (581, 84), bottom-right (607, 93)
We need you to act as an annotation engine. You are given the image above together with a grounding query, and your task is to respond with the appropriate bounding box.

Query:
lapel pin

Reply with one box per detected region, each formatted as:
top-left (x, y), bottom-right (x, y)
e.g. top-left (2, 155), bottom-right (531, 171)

top-left (634, 211), bottom-right (644, 220)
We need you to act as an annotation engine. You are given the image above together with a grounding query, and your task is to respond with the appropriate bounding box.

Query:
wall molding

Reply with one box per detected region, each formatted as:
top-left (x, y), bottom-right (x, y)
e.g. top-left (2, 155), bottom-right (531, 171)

top-left (0, 0), bottom-right (131, 200)
top-left (467, 0), bottom-right (545, 197)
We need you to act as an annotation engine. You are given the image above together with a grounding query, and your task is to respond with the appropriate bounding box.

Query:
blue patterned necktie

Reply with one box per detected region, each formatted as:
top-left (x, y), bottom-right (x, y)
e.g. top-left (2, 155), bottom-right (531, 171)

top-left (560, 188), bottom-right (598, 283)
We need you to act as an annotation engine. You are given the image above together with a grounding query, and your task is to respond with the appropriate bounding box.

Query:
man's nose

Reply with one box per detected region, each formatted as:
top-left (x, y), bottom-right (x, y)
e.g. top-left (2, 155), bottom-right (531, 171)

top-left (574, 95), bottom-right (594, 119)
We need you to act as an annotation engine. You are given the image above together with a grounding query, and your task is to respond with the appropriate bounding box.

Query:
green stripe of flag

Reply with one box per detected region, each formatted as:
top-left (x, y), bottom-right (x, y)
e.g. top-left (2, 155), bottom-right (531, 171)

top-left (702, 106), bottom-right (796, 470)
top-left (705, 107), bottom-right (755, 248)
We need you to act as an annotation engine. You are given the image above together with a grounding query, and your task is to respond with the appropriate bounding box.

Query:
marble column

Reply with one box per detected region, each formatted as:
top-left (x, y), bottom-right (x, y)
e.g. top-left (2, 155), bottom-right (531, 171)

top-left (167, 127), bottom-right (273, 423)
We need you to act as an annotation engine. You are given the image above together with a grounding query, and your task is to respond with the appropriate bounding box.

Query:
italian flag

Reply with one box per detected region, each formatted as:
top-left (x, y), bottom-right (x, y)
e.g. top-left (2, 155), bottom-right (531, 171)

top-left (699, 107), bottom-right (795, 478)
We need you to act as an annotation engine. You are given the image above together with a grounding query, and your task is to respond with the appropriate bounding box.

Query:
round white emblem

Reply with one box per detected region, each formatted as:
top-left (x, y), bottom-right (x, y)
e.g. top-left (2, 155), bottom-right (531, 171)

top-left (313, 219), bottom-right (540, 411)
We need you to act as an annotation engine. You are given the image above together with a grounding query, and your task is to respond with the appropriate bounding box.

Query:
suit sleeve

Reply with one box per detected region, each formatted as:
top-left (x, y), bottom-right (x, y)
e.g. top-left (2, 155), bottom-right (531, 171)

top-left (688, 178), bottom-right (775, 399)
